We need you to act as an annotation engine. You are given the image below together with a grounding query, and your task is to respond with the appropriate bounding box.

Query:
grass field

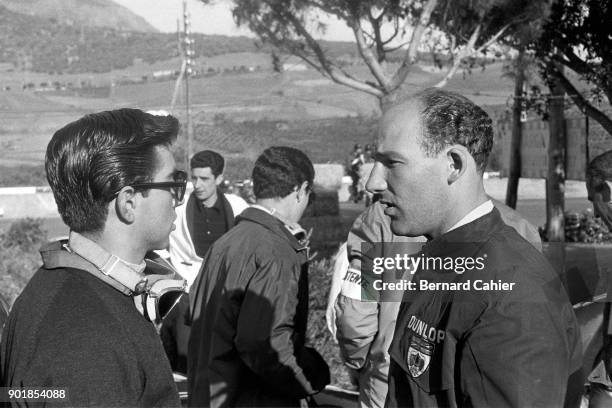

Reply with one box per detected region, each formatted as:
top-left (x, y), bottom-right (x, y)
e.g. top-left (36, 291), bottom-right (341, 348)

top-left (0, 58), bottom-right (515, 176)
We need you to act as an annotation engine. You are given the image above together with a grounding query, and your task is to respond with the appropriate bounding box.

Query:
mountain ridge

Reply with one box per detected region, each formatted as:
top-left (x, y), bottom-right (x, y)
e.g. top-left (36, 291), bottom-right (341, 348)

top-left (0, 0), bottom-right (157, 32)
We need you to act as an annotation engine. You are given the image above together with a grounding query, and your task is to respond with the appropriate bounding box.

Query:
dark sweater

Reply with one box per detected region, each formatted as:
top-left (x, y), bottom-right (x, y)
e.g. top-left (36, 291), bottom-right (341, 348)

top-left (1, 246), bottom-right (180, 407)
top-left (387, 209), bottom-right (581, 408)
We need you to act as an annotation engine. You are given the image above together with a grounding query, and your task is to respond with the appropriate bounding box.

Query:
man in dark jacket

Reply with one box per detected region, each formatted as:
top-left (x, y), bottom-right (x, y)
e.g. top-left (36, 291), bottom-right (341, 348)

top-left (188, 146), bottom-right (329, 407)
top-left (366, 89), bottom-right (582, 407)
top-left (1, 109), bottom-right (185, 406)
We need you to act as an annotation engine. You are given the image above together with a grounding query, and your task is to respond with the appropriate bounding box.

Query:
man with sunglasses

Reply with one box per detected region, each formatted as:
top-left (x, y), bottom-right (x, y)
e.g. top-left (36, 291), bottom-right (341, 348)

top-left (188, 146), bottom-right (329, 407)
top-left (1, 109), bottom-right (186, 406)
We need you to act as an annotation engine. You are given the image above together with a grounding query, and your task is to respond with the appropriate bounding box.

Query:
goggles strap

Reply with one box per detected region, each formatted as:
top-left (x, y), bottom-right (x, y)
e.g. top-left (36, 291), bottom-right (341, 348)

top-left (67, 231), bottom-right (147, 295)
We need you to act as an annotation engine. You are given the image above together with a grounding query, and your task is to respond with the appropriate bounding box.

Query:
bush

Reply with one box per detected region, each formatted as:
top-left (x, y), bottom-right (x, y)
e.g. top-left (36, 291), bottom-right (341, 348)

top-left (0, 218), bottom-right (47, 308)
top-left (540, 209), bottom-right (612, 243)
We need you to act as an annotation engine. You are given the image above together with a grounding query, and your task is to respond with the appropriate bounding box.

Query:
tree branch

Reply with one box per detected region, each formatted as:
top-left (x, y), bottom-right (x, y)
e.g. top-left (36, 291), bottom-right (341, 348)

top-left (390, 0), bottom-right (439, 91)
top-left (550, 67), bottom-right (612, 137)
top-left (367, 9), bottom-right (385, 63)
top-left (384, 40), bottom-right (410, 53)
top-left (475, 23), bottom-right (510, 54)
top-left (552, 50), bottom-right (612, 109)
top-left (381, 17), bottom-right (400, 46)
top-left (433, 24), bottom-right (481, 88)
top-left (555, 48), bottom-right (593, 78)
top-left (351, 20), bottom-right (391, 90)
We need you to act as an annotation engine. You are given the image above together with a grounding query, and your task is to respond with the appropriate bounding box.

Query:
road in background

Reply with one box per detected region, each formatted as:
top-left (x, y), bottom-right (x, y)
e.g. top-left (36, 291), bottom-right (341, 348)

top-left (0, 197), bottom-right (589, 242)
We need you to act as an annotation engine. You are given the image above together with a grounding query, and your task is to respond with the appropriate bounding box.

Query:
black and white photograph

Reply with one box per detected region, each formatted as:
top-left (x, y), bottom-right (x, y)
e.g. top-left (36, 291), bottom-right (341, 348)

top-left (0, 0), bottom-right (611, 407)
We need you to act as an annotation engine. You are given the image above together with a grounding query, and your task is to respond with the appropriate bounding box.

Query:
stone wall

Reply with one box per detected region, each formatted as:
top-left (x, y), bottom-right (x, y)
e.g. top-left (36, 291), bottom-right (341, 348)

top-left (498, 110), bottom-right (612, 180)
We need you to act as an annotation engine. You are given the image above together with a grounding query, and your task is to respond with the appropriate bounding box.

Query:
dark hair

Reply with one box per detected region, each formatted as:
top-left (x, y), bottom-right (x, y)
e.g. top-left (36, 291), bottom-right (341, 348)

top-left (45, 108), bottom-right (179, 233)
top-left (252, 146), bottom-right (314, 199)
top-left (190, 150), bottom-right (225, 177)
top-left (587, 151), bottom-right (612, 182)
top-left (415, 88), bottom-right (493, 172)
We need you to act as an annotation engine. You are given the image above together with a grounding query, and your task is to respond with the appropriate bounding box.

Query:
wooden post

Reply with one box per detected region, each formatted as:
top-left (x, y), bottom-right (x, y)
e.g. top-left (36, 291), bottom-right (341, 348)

top-left (505, 48), bottom-right (525, 209)
top-left (546, 63), bottom-right (566, 241)
top-left (545, 61), bottom-right (567, 285)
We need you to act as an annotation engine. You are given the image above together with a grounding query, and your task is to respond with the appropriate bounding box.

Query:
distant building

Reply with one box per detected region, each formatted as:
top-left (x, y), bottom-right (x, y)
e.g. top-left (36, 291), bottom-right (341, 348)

top-left (282, 63), bottom-right (307, 71)
top-left (152, 70), bottom-right (176, 80)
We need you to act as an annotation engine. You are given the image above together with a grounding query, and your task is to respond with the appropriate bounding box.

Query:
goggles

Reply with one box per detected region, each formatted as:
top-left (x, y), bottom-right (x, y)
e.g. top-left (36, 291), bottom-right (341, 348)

top-left (135, 272), bottom-right (187, 326)
top-left (67, 231), bottom-right (188, 326)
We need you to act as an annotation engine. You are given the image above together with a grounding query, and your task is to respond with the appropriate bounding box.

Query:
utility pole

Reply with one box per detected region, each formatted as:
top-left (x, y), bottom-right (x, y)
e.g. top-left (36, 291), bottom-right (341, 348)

top-left (505, 47), bottom-right (526, 209)
top-left (182, 0), bottom-right (195, 175)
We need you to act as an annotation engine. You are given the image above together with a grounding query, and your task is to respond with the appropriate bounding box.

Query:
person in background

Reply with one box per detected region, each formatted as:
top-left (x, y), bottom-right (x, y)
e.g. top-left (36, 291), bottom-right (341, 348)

top-left (1, 109), bottom-right (185, 406)
top-left (164, 150), bottom-right (248, 375)
top-left (350, 143), bottom-right (366, 203)
top-left (0, 295), bottom-right (8, 341)
top-left (188, 146), bottom-right (329, 407)
top-left (586, 151), bottom-right (612, 230)
top-left (585, 150), bottom-right (612, 407)
top-left (169, 150), bottom-right (248, 286)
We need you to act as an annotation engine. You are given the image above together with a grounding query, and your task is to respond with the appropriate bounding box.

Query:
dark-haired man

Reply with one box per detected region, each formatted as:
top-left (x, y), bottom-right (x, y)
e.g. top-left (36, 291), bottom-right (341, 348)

top-left (170, 150), bottom-right (248, 286)
top-left (365, 89), bottom-right (581, 407)
top-left (164, 150), bottom-right (247, 374)
top-left (188, 146), bottom-right (329, 407)
top-left (1, 109), bottom-right (185, 406)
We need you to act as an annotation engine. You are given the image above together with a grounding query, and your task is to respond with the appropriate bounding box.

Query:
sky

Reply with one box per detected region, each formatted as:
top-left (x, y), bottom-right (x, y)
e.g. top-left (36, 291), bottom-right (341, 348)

top-left (111, 0), bottom-right (355, 41)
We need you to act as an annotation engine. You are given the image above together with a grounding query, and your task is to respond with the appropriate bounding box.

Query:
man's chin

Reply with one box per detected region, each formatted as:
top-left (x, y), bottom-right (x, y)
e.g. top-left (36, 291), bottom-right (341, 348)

top-left (150, 238), bottom-right (170, 253)
top-left (194, 192), bottom-right (211, 201)
top-left (390, 219), bottom-right (422, 238)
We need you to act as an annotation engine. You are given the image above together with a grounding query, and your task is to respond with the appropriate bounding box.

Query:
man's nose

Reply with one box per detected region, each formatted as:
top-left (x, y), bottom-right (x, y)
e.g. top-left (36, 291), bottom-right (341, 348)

top-left (366, 162), bottom-right (387, 194)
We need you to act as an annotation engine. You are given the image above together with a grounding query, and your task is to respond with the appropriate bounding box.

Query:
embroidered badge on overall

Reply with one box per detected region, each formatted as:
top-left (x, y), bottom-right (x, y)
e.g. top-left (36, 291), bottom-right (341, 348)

top-left (407, 335), bottom-right (434, 378)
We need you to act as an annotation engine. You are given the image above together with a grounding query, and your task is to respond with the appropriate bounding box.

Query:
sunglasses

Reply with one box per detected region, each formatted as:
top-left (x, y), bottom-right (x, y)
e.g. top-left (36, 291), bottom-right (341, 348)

top-left (113, 170), bottom-right (188, 203)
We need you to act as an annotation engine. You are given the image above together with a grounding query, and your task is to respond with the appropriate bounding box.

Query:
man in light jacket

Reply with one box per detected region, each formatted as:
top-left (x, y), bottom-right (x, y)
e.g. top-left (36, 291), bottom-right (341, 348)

top-left (169, 150), bottom-right (248, 286)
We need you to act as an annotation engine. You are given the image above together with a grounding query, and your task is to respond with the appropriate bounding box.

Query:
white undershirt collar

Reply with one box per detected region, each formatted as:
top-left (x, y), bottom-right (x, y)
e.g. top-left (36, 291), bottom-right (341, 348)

top-left (446, 200), bottom-right (494, 233)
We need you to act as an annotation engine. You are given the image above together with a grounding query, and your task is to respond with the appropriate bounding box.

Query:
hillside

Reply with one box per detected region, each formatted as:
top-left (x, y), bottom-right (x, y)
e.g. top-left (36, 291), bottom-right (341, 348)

top-left (0, 4), bottom-right (261, 74)
top-left (0, 1), bottom-right (361, 75)
top-left (1, 0), bottom-right (157, 32)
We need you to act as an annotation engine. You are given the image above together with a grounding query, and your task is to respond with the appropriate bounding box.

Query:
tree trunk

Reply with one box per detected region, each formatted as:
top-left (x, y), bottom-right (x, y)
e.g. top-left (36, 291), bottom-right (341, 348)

top-left (379, 91), bottom-right (401, 113)
top-left (505, 49), bottom-right (525, 209)
top-left (545, 61), bottom-right (566, 285)
top-left (546, 63), bottom-right (566, 242)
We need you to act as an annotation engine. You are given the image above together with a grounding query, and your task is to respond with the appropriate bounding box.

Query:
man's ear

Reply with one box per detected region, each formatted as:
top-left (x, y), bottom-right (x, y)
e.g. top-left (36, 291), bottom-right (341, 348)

top-left (115, 187), bottom-right (137, 224)
top-left (296, 181), bottom-right (309, 203)
top-left (446, 146), bottom-right (468, 185)
top-left (215, 174), bottom-right (224, 186)
top-left (604, 180), bottom-right (612, 202)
